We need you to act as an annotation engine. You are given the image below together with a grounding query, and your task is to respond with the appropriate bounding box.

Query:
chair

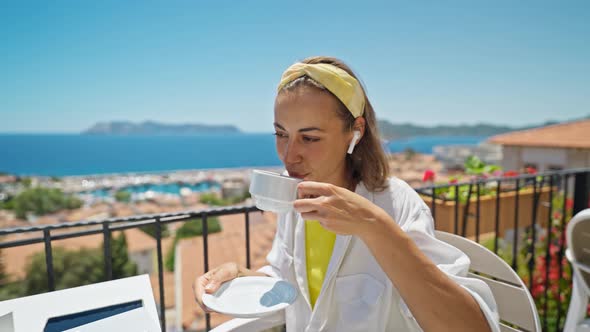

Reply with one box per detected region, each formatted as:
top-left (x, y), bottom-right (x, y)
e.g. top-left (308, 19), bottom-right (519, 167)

top-left (211, 231), bottom-right (541, 332)
top-left (564, 209), bottom-right (590, 332)
top-left (435, 231), bottom-right (541, 332)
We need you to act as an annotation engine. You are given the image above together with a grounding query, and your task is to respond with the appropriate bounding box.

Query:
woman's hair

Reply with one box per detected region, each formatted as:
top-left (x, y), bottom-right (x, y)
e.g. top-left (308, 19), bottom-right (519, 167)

top-left (278, 56), bottom-right (389, 192)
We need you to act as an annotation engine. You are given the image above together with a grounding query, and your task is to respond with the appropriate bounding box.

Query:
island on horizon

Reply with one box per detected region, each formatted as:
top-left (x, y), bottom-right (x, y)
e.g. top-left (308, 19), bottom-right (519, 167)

top-left (82, 120), bottom-right (242, 135)
top-left (79, 115), bottom-right (589, 138)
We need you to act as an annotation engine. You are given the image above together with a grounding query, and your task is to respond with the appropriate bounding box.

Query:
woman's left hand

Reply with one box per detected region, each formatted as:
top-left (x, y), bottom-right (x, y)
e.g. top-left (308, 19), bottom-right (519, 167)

top-left (293, 181), bottom-right (387, 236)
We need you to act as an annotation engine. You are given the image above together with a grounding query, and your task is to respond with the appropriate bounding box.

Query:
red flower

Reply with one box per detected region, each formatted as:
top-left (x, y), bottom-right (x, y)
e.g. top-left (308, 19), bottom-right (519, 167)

top-left (549, 269), bottom-right (560, 281)
top-left (449, 178), bottom-right (458, 184)
top-left (422, 169), bottom-right (435, 182)
top-left (532, 283), bottom-right (545, 297)
top-left (525, 167), bottom-right (537, 175)
top-left (503, 170), bottom-right (519, 177)
top-left (566, 198), bottom-right (574, 210)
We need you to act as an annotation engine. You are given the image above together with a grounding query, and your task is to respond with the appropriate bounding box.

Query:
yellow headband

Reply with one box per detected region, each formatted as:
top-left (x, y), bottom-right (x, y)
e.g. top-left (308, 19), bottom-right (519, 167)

top-left (277, 62), bottom-right (365, 118)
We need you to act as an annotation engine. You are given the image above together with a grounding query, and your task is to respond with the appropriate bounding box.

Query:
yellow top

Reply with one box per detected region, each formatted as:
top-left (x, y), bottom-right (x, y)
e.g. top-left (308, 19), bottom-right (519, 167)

top-left (305, 220), bottom-right (336, 308)
top-left (277, 62), bottom-right (365, 118)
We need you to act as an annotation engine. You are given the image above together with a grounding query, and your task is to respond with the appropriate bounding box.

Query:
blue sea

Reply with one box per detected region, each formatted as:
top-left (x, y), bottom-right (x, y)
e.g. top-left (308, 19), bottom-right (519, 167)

top-left (0, 134), bottom-right (486, 177)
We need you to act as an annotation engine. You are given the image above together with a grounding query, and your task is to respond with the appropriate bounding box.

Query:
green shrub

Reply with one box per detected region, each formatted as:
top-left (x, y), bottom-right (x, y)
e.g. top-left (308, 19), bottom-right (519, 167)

top-left (12, 187), bottom-right (82, 219)
top-left (114, 190), bottom-right (131, 203)
top-left (139, 223), bottom-right (170, 239)
top-left (199, 192), bottom-right (250, 206)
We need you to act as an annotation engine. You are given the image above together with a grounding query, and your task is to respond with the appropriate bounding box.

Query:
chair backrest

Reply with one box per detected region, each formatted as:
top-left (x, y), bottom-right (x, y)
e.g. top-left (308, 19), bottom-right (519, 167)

top-left (435, 231), bottom-right (541, 332)
top-left (566, 208), bottom-right (590, 294)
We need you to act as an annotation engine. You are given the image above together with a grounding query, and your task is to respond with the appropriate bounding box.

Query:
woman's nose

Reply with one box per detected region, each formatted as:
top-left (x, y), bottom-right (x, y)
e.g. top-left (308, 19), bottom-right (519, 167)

top-left (284, 139), bottom-right (302, 164)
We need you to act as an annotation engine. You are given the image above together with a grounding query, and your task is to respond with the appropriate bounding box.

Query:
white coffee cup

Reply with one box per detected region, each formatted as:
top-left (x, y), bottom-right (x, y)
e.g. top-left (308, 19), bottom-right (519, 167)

top-left (249, 170), bottom-right (302, 213)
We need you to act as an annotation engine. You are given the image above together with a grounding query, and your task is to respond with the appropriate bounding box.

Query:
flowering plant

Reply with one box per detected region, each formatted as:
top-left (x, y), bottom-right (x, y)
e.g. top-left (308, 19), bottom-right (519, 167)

top-left (423, 156), bottom-right (535, 203)
top-left (519, 195), bottom-right (590, 330)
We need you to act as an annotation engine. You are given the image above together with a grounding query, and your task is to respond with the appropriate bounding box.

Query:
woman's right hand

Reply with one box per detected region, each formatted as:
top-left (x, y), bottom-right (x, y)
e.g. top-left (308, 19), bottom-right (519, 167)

top-left (193, 262), bottom-right (241, 312)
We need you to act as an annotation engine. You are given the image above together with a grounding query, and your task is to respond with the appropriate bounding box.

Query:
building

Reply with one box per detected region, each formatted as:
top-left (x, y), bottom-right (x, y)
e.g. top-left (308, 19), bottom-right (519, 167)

top-left (433, 143), bottom-right (502, 171)
top-left (488, 119), bottom-right (590, 172)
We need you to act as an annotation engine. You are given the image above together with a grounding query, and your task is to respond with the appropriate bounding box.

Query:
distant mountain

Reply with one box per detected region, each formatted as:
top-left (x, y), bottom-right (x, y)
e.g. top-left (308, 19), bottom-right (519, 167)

top-left (377, 115), bottom-right (589, 140)
top-left (377, 121), bottom-right (514, 140)
top-left (82, 121), bottom-right (241, 135)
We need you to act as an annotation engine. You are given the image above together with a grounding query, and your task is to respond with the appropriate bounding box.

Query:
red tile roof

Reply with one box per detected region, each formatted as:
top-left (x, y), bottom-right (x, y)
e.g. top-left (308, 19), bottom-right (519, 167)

top-left (488, 119), bottom-right (590, 149)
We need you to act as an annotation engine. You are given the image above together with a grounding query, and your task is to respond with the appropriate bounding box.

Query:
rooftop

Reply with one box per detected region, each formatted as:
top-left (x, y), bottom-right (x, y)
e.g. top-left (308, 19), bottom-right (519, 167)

top-left (488, 119), bottom-right (590, 149)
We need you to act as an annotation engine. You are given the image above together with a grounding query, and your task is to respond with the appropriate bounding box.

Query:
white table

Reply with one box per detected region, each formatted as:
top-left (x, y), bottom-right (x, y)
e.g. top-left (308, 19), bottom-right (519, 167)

top-left (0, 274), bottom-right (161, 332)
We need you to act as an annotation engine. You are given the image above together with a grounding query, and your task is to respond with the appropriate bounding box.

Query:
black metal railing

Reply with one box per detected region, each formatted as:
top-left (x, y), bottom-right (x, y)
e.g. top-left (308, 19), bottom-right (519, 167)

top-left (1, 168), bottom-right (589, 331)
top-left (0, 205), bottom-right (260, 332)
top-left (415, 168), bottom-right (590, 331)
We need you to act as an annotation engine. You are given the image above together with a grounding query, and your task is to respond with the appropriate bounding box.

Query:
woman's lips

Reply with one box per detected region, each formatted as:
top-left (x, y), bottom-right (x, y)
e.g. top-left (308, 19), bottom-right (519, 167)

top-left (288, 172), bottom-right (307, 179)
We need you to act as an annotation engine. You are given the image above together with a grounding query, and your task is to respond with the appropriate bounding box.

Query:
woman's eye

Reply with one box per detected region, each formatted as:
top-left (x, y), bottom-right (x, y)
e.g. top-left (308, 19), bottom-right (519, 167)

top-left (273, 132), bottom-right (288, 138)
top-left (302, 136), bottom-right (320, 143)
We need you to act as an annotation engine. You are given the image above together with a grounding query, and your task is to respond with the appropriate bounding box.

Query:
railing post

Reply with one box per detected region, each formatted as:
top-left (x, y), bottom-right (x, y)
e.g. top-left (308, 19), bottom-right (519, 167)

top-left (573, 171), bottom-right (590, 215)
top-left (245, 211), bottom-right (251, 269)
top-left (454, 185), bottom-right (459, 235)
top-left (542, 175), bottom-right (555, 331)
top-left (461, 182), bottom-right (473, 237)
top-left (494, 180), bottom-right (501, 254)
top-left (556, 174), bottom-right (570, 329)
top-left (430, 189), bottom-right (436, 222)
top-left (528, 176), bottom-right (539, 293)
top-left (155, 217), bottom-right (166, 332)
top-left (475, 182), bottom-right (481, 243)
top-left (43, 229), bottom-right (55, 291)
top-left (512, 179), bottom-right (520, 270)
top-left (202, 212), bottom-right (211, 331)
top-left (103, 223), bottom-right (112, 281)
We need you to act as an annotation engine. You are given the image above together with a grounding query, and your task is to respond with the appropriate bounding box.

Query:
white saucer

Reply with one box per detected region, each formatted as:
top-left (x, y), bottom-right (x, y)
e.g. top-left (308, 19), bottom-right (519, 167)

top-left (202, 277), bottom-right (298, 318)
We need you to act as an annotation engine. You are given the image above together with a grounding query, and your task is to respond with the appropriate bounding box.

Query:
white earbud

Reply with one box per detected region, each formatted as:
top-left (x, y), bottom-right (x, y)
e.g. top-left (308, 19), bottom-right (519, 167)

top-left (347, 130), bottom-right (361, 154)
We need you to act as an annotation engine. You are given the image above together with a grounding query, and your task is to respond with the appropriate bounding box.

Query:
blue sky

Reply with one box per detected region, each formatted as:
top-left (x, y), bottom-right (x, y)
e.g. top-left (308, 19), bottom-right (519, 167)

top-left (1, 1), bottom-right (589, 133)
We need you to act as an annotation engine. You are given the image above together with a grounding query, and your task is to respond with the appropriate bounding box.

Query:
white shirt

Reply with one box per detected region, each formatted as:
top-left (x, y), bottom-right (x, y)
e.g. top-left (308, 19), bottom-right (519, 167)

top-left (259, 177), bottom-right (500, 331)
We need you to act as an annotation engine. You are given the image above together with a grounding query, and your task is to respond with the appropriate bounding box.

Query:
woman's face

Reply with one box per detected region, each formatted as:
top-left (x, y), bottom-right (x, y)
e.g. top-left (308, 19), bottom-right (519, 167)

top-left (274, 87), bottom-right (352, 186)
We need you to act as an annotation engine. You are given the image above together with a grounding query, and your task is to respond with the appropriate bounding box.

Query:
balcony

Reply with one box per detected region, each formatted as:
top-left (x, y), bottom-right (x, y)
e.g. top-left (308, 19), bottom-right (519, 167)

top-left (1, 169), bottom-right (589, 331)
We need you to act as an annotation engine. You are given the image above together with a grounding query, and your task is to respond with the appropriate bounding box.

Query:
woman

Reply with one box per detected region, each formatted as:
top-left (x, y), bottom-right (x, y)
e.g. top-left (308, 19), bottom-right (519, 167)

top-left (194, 56), bottom-right (500, 331)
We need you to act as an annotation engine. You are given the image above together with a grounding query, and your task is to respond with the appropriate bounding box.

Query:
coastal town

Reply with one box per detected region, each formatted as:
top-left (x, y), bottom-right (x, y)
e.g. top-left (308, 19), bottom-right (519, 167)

top-left (0, 152), bottom-right (450, 230)
top-left (1, 119), bottom-right (589, 331)
top-left (0, 150), bottom-right (455, 330)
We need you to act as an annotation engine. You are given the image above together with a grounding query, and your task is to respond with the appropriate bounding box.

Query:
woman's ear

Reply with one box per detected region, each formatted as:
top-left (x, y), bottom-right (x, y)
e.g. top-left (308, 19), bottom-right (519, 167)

top-left (353, 117), bottom-right (366, 138)
top-left (347, 117), bottom-right (366, 154)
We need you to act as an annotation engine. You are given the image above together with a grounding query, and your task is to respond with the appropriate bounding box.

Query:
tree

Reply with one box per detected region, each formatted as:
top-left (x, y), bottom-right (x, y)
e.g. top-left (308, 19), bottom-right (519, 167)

top-left (19, 177), bottom-right (32, 187)
top-left (12, 187), bottom-right (82, 219)
top-left (403, 147), bottom-right (416, 161)
top-left (114, 191), bottom-right (131, 203)
top-left (199, 192), bottom-right (251, 206)
top-left (110, 232), bottom-right (138, 279)
top-left (199, 193), bottom-right (226, 206)
top-left (0, 253), bottom-right (23, 301)
top-left (139, 224), bottom-right (170, 239)
top-left (0, 198), bottom-right (14, 210)
top-left (21, 233), bottom-right (137, 295)
top-left (23, 247), bottom-right (105, 295)
top-left (0, 249), bottom-right (26, 301)
top-left (175, 217), bottom-right (221, 239)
